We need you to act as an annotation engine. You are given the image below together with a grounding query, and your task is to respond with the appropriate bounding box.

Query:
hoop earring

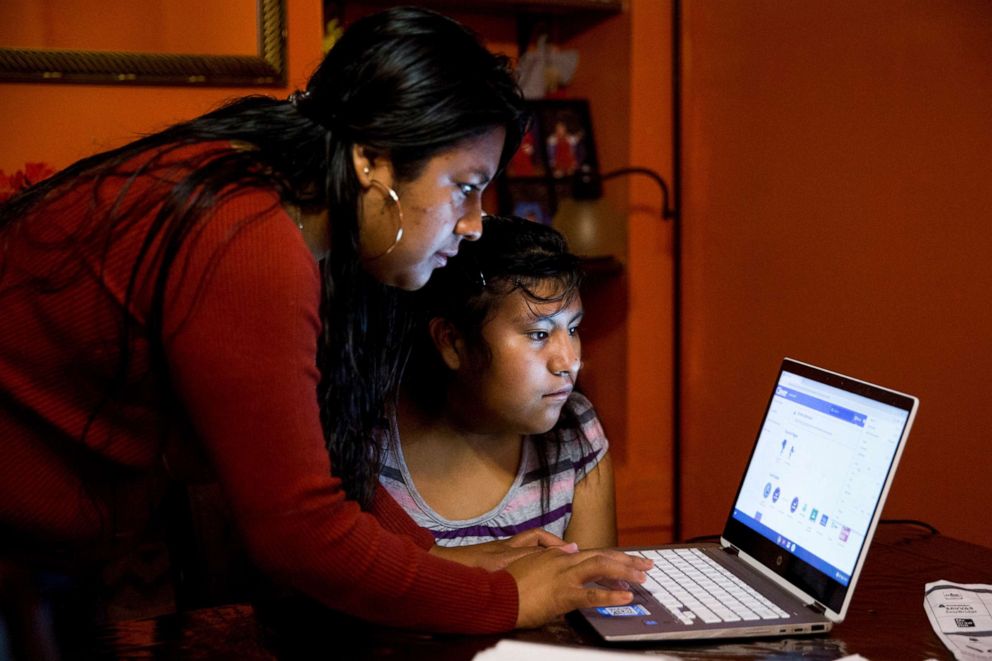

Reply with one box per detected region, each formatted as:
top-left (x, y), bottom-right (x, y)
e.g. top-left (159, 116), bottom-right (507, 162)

top-left (363, 179), bottom-right (404, 259)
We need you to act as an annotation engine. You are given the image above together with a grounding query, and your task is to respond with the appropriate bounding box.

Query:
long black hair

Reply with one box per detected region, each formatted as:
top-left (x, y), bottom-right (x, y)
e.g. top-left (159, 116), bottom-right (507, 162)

top-left (0, 7), bottom-right (527, 508)
top-left (403, 215), bottom-right (589, 512)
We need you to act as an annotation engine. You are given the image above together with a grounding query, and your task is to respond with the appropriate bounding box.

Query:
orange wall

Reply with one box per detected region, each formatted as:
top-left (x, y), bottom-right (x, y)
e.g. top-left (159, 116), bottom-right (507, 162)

top-left (0, 0), bottom-right (256, 55)
top-left (621, 0), bottom-right (676, 545)
top-left (680, 1), bottom-right (992, 548)
top-left (0, 0), bottom-right (324, 173)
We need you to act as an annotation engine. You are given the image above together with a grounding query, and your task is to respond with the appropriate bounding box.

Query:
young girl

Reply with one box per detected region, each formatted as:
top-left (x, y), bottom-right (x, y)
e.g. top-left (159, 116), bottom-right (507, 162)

top-left (381, 215), bottom-right (617, 550)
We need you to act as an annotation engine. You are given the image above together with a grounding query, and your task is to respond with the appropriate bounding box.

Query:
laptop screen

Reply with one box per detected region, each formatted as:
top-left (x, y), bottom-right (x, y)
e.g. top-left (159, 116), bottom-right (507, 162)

top-left (724, 358), bottom-right (916, 613)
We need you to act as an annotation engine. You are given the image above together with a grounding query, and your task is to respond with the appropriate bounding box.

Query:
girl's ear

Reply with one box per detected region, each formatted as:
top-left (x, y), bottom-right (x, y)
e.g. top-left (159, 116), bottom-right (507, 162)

top-left (428, 317), bottom-right (465, 371)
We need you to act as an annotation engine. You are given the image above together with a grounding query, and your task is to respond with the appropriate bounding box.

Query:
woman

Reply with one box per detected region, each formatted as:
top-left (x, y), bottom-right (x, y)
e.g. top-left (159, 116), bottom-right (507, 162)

top-left (0, 7), bottom-right (647, 638)
top-left (382, 215), bottom-right (618, 549)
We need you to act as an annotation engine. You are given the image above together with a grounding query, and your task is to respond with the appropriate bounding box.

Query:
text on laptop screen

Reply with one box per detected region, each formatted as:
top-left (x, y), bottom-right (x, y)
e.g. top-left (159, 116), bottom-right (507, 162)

top-left (731, 368), bottom-right (910, 586)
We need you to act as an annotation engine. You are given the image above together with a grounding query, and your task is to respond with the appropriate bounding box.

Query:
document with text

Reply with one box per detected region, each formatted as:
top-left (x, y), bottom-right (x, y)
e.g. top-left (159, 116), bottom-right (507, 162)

top-left (925, 580), bottom-right (992, 660)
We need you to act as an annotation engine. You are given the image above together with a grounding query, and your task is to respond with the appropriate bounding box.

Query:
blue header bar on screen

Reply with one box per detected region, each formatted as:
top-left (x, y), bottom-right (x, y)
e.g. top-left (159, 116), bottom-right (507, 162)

top-left (774, 386), bottom-right (866, 427)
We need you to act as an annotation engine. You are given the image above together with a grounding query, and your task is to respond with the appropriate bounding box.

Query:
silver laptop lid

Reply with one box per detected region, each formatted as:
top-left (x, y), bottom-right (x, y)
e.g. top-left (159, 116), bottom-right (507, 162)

top-left (721, 358), bottom-right (918, 621)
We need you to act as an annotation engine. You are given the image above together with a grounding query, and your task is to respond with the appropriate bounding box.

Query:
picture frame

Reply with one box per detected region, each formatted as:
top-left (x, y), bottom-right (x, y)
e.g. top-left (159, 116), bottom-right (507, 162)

top-left (532, 99), bottom-right (599, 180)
top-left (0, 0), bottom-right (286, 86)
top-left (502, 179), bottom-right (555, 225)
top-left (498, 99), bottom-right (599, 223)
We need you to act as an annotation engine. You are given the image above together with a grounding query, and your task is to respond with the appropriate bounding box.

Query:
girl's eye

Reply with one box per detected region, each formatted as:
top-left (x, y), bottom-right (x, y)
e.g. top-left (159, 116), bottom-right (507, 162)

top-left (569, 325), bottom-right (581, 337)
top-left (527, 331), bottom-right (549, 341)
top-left (458, 183), bottom-right (481, 196)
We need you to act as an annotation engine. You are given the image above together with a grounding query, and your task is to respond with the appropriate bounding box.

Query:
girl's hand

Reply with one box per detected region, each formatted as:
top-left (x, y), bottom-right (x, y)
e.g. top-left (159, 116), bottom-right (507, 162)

top-left (507, 547), bottom-right (653, 629)
top-left (429, 529), bottom-right (575, 572)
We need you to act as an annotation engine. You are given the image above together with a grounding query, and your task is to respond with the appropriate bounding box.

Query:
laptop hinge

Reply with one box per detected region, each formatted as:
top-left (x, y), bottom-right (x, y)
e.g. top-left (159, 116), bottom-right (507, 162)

top-left (807, 601), bottom-right (827, 615)
top-left (722, 544), bottom-right (740, 556)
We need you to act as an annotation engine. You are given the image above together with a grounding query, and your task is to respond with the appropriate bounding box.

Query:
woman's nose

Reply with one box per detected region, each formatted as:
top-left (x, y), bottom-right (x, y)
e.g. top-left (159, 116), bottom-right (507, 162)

top-left (455, 205), bottom-right (483, 242)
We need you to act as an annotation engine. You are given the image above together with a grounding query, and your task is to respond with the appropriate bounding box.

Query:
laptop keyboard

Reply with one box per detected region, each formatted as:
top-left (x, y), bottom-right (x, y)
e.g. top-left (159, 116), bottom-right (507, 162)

top-left (629, 548), bottom-right (791, 625)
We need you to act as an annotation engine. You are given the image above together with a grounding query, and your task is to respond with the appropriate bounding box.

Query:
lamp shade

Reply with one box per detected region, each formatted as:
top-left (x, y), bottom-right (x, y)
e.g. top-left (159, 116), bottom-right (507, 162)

top-left (552, 195), bottom-right (627, 263)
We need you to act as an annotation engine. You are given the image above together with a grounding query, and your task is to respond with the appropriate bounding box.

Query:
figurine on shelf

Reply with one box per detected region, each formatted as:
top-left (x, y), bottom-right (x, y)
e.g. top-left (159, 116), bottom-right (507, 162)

top-left (546, 120), bottom-right (584, 178)
top-left (516, 33), bottom-right (579, 99)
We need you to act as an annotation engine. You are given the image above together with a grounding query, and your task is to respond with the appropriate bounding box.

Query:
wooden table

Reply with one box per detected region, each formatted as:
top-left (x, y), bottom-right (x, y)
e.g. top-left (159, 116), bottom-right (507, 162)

top-left (81, 524), bottom-right (992, 659)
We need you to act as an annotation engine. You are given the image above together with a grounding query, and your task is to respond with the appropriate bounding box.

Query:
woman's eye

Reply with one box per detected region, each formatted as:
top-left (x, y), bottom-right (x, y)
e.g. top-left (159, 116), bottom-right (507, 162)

top-left (458, 183), bottom-right (480, 196)
top-left (568, 325), bottom-right (581, 337)
top-left (527, 331), bottom-right (549, 341)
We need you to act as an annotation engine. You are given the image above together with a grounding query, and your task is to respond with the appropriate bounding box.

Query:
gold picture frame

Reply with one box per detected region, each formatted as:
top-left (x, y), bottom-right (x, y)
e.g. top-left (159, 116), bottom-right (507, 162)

top-left (0, 0), bottom-right (286, 86)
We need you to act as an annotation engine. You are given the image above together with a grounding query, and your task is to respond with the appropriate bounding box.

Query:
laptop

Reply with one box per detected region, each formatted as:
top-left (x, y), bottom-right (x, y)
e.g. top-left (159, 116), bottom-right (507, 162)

top-left (579, 357), bottom-right (918, 642)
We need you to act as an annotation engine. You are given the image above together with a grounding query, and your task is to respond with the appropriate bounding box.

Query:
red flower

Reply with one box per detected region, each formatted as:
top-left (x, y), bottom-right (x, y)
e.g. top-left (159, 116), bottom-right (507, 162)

top-left (0, 161), bottom-right (55, 204)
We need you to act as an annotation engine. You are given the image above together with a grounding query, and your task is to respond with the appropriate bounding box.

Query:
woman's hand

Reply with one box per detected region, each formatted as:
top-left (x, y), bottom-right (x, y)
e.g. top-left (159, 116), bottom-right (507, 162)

top-left (429, 528), bottom-right (572, 572)
top-left (506, 547), bottom-right (652, 629)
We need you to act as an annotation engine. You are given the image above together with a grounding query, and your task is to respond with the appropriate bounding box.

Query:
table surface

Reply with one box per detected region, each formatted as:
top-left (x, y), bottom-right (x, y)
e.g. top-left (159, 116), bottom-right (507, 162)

top-left (86, 524), bottom-right (992, 660)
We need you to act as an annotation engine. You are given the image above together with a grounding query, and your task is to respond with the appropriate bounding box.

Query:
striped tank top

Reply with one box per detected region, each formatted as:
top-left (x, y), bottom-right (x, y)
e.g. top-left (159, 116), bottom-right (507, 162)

top-left (378, 391), bottom-right (609, 546)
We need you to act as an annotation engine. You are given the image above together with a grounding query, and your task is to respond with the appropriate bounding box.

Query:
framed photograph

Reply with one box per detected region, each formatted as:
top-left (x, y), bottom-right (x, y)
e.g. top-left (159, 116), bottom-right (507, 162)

top-left (498, 99), bottom-right (599, 223)
top-left (531, 99), bottom-right (599, 180)
top-left (0, 0), bottom-right (286, 86)
top-left (500, 179), bottom-right (556, 225)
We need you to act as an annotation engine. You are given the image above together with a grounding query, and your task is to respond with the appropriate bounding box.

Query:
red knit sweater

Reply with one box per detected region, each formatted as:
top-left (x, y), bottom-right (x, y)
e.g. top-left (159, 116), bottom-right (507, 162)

top-left (0, 153), bottom-right (517, 633)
